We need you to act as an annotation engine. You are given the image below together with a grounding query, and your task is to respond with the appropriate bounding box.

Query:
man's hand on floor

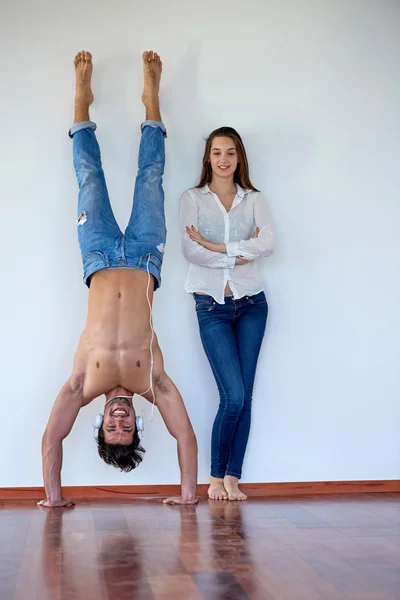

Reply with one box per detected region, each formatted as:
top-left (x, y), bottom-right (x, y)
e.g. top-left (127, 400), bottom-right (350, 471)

top-left (163, 496), bottom-right (199, 505)
top-left (37, 498), bottom-right (75, 508)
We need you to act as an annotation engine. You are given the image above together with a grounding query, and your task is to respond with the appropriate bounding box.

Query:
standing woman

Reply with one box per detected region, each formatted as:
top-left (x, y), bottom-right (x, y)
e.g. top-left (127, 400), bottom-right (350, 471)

top-left (180, 127), bottom-right (275, 501)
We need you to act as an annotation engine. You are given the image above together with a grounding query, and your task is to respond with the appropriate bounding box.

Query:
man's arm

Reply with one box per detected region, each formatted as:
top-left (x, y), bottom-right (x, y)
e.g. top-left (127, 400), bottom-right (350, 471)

top-left (39, 376), bottom-right (86, 507)
top-left (147, 355), bottom-right (198, 504)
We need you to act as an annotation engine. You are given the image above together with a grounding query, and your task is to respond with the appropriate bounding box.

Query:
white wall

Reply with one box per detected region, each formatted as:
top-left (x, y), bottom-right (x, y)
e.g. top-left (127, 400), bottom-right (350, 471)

top-left (1, 0), bottom-right (399, 487)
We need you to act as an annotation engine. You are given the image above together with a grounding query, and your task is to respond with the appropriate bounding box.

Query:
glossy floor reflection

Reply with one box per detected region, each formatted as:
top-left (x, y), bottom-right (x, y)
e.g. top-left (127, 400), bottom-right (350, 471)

top-left (1, 494), bottom-right (400, 599)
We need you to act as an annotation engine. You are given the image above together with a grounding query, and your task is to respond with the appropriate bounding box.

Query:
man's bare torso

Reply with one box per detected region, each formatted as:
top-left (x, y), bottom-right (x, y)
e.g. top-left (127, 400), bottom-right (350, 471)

top-left (74, 269), bottom-right (157, 400)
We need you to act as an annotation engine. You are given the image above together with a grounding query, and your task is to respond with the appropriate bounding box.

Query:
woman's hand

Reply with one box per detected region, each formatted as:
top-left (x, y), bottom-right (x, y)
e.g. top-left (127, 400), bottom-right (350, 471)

top-left (186, 225), bottom-right (207, 246)
top-left (186, 226), bottom-right (225, 253)
top-left (235, 228), bottom-right (260, 265)
top-left (37, 497), bottom-right (75, 508)
top-left (235, 227), bottom-right (260, 265)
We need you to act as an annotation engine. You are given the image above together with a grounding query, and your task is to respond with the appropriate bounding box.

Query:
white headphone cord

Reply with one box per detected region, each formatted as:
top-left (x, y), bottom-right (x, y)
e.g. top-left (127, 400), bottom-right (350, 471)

top-left (103, 256), bottom-right (156, 422)
top-left (137, 255), bottom-right (156, 421)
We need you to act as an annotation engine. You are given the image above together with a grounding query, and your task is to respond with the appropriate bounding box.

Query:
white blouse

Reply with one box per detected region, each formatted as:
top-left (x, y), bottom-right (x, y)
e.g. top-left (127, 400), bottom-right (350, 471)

top-left (180, 184), bottom-right (275, 304)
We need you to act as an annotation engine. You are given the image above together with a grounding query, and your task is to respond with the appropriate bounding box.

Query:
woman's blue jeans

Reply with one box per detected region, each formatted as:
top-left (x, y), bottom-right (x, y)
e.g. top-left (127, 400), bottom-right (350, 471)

top-left (195, 291), bottom-right (268, 479)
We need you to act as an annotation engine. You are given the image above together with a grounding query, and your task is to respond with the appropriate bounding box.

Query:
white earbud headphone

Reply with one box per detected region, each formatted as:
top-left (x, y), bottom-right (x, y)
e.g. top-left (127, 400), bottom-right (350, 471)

top-left (93, 413), bottom-right (144, 441)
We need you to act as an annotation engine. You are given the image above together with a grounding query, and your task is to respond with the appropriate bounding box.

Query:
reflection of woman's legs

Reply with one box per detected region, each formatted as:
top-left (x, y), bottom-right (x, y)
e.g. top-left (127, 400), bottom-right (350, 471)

top-left (225, 296), bottom-right (268, 499)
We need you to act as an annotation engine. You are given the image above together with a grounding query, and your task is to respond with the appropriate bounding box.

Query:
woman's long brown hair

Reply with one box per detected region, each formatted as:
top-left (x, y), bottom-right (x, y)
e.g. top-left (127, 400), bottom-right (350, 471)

top-left (196, 126), bottom-right (259, 192)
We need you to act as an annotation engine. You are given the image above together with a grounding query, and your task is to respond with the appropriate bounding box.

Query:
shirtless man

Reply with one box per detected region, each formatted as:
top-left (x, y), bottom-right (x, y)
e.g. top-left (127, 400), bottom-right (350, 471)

top-left (38, 50), bottom-right (198, 507)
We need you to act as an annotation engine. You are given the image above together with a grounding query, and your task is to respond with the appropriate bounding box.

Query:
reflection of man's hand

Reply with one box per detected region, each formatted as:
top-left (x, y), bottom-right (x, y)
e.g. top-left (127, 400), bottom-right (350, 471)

top-left (37, 497), bottom-right (75, 508)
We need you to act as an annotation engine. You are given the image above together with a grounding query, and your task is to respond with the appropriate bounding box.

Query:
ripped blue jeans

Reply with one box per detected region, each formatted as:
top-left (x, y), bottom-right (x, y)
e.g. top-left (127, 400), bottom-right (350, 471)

top-left (69, 120), bottom-right (167, 288)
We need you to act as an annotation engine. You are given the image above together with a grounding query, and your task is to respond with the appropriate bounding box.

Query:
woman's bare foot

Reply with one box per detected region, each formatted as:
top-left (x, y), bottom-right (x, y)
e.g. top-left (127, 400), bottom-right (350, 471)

top-left (142, 50), bottom-right (162, 121)
top-left (208, 476), bottom-right (228, 500)
top-left (74, 50), bottom-right (94, 123)
top-left (224, 476), bottom-right (247, 501)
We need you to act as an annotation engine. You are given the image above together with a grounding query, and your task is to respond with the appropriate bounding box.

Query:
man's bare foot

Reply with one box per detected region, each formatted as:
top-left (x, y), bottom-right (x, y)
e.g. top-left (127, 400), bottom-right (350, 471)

top-left (208, 476), bottom-right (228, 500)
top-left (142, 50), bottom-right (162, 121)
top-left (224, 476), bottom-right (247, 501)
top-left (74, 50), bottom-right (94, 123)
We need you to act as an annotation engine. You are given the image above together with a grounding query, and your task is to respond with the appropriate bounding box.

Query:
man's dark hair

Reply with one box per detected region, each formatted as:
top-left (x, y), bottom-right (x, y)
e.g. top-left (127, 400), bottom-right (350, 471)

top-left (97, 426), bottom-right (145, 472)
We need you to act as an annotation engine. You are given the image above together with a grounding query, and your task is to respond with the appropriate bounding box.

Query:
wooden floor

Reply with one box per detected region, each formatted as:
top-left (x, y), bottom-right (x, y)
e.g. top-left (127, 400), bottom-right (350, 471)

top-left (2, 494), bottom-right (400, 600)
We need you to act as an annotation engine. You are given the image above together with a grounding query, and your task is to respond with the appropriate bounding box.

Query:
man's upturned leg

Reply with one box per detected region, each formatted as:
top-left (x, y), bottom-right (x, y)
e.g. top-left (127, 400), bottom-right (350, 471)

top-left (73, 50), bottom-right (94, 124)
top-left (70, 51), bottom-right (121, 282)
top-left (125, 52), bottom-right (166, 288)
top-left (142, 50), bottom-right (162, 124)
